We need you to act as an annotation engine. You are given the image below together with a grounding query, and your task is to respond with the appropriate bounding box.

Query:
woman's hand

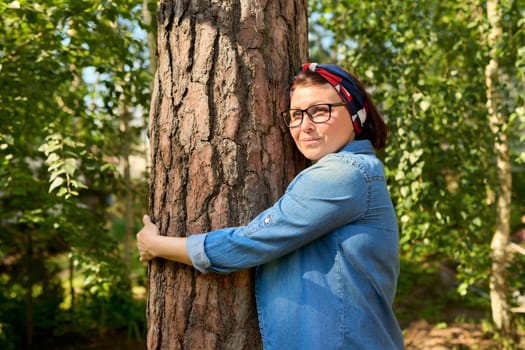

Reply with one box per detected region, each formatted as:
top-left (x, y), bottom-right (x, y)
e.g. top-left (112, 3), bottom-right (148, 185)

top-left (136, 215), bottom-right (160, 262)
top-left (136, 214), bottom-right (192, 265)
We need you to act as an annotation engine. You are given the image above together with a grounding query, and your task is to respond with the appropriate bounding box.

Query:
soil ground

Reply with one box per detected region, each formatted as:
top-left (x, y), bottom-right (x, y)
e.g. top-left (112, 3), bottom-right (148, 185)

top-left (47, 323), bottom-right (523, 349)
top-left (404, 320), bottom-right (525, 349)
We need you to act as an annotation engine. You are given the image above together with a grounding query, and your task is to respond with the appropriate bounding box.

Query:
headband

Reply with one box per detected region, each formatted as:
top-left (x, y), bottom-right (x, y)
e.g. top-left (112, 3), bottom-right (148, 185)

top-left (298, 63), bottom-right (367, 135)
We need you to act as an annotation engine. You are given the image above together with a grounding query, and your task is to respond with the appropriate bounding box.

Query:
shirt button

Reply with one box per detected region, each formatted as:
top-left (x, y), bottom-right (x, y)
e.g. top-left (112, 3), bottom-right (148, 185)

top-left (264, 216), bottom-right (271, 225)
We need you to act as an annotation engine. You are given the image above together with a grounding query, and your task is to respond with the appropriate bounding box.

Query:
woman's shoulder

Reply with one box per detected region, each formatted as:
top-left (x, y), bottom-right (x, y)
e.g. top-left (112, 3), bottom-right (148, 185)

top-left (289, 153), bottom-right (369, 197)
top-left (290, 141), bottom-right (383, 187)
top-left (330, 141), bottom-right (385, 178)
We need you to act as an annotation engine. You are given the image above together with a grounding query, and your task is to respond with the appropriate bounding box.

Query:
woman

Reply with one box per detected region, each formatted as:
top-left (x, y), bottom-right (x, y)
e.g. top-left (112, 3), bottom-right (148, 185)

top-left (137, 63), bottom-right (405, 349)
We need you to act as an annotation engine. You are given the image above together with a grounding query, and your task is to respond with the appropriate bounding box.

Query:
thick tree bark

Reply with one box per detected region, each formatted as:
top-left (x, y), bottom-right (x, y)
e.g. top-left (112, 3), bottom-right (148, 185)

top-left (146, 1), bottom-right (307, 348)
top-left (485, 0), bottom-right (516, 344)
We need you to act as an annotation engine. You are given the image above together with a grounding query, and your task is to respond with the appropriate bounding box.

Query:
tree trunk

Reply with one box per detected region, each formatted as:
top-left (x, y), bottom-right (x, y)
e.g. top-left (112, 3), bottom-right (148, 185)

top-left (121, 102), bottom-right (134, 273)
top-left (25, 235), bottom-right (34, 350)
top-left (485, 0), bottom-right (516, 344)
top-left (142, 0), bottom-right (157, 76)
top-left (146, 1), bottom-right (307, 349)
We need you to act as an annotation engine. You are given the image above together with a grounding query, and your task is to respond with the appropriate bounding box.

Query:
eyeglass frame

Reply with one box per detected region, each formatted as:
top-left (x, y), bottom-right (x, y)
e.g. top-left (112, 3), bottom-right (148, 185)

top-left (280, 102), bottom-right (347, 128)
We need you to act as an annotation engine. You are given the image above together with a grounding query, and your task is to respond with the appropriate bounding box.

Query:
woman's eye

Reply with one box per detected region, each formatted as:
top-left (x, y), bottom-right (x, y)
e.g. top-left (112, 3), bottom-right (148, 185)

top-left (310, 106), bottom-right (329, 115)
top-left (291, 111), bottom-right (303, 119)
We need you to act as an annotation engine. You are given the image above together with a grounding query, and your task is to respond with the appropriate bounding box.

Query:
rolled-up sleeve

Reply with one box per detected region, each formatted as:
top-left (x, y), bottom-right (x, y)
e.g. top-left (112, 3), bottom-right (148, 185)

top-left (186, 155), bottom-right (369, 274)
top-left (186, 233), bottom-right (211, 273)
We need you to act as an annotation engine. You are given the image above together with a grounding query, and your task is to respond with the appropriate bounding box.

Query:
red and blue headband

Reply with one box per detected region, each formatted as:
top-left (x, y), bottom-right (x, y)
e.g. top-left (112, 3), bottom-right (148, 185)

top-left (298, 63), bottom-right (367, 135)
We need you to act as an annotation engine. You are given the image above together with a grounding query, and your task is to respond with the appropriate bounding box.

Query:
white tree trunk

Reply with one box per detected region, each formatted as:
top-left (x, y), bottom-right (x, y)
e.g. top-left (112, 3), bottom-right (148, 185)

top-left (485, 0), bottom-right (515, 341)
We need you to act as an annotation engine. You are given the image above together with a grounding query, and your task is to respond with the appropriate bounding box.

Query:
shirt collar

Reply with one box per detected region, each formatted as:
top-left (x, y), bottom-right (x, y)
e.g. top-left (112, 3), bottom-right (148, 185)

top-left (339, 140), bottom-right (375, 155)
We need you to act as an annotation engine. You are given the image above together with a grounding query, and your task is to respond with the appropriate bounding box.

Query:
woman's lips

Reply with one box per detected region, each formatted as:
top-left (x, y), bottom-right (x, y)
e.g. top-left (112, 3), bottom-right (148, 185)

top-left (301, 137), bottom-right (320, 145)
top-left (302, 136), bottom-right (319, 141)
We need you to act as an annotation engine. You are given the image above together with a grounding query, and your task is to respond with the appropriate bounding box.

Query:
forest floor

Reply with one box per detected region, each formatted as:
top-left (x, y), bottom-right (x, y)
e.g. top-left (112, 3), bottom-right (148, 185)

top-left (393, 260), bottom-right (525, 349)
top-left (50, 322), bottom-right (522, 349)
top-left (403, 320), bottom-right (520, 349)
top-left (43, 321), bottom-right (525, 349)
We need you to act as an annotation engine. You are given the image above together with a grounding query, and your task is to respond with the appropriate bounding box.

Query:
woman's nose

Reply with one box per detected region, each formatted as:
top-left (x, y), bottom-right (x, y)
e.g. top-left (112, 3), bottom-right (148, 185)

top-left (301, 115), bottom-right (315, 131)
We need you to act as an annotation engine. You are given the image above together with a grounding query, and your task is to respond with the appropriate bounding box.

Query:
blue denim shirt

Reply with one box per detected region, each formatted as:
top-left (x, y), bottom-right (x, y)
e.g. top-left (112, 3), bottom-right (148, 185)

top-left (187, 140), bottom-right (405, 349)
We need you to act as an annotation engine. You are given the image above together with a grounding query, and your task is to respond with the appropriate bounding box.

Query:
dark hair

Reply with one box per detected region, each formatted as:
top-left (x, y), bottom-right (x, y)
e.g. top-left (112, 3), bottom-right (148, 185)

top-left (291, 70), bottom-right (388, 151)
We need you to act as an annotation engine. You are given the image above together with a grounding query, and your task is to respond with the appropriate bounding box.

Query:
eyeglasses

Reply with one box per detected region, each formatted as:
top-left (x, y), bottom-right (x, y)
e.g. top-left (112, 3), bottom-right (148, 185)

top-left (280, 102), bottom-right (347, 128)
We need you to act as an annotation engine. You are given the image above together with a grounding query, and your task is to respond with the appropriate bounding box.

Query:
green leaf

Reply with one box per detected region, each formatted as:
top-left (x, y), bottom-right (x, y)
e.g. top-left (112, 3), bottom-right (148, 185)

top-left (49, 176), bottom-right (64, 193)
top-left (63, 158), bottom-right (77, 175)
top-left (6, 1), bottom-right (20, 9)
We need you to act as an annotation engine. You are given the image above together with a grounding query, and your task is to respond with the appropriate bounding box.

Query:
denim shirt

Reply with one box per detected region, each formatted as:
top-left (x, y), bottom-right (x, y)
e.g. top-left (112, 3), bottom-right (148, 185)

top-left (187, 140), bottom-right (405, 349)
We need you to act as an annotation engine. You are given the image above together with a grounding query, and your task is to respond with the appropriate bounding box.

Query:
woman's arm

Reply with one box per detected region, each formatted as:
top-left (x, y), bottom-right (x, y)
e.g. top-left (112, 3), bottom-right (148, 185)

top-left (136, 215), bottom-right (192, 266)
top-left (187, 156), bottom-right (369, 273)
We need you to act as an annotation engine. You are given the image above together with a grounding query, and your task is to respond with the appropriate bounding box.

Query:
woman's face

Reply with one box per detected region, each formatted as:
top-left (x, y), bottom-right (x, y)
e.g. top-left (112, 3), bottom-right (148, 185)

top-left (289, 83), bottom-right (355, 161)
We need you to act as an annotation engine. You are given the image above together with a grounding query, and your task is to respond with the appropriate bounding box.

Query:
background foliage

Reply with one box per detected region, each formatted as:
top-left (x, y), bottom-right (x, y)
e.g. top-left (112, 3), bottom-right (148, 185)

top-left (310, 0), bottom-right (525, 324)
top-left (0, 0), bottom-right (151, 348)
